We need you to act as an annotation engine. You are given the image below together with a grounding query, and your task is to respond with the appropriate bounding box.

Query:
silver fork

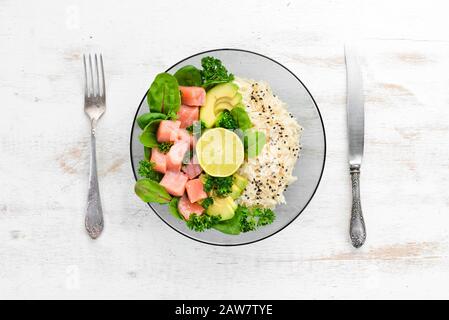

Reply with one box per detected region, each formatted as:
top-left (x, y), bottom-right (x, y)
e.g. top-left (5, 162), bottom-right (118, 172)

top-left (83, 53), bottom-right (106, 239)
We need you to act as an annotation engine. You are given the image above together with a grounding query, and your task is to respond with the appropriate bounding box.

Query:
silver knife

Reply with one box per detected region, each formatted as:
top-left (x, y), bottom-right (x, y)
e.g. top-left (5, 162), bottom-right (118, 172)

top-left (344, 44), bottom-right (366, 248)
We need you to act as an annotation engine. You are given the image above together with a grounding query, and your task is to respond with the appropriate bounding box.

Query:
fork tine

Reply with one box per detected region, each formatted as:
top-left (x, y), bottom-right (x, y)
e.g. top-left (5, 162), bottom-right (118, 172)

top-left (99, 54), bottom-right (105, 99)
top-left (83, 54), bottom-right (89, 98)
top-left (88, 54), bottom-right (94, 96)
top-left (94, 54), bottom-right (100, 97)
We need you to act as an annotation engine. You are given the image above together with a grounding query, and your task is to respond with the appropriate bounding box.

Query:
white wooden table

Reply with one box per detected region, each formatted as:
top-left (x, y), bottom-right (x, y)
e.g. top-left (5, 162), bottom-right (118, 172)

top-left (1, 0), bottom-right (449, 299)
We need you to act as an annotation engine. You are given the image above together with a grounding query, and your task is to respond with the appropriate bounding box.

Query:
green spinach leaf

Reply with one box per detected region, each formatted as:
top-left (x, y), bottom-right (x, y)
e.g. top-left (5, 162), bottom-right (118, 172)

top-left (231, 105), bottom-right (252, 130)
top-left (166, 110), bottom-right (178, 121)
top-left (139, 119), bottom-right (162, 148)
top-left (168, 197), bottom-right (183, 220)
top-left (137, 112), bottom-right (167, 130)
top-left (144, 146), bottom-right (151, 160)
top-left (147, 73), bottom-right (181, 115)
top-left (134, 178), bottom-right (172, 204)
top-left (212, 211), bottom-right (242, 235)
top-left (174, 65), bottom-right (202, 86)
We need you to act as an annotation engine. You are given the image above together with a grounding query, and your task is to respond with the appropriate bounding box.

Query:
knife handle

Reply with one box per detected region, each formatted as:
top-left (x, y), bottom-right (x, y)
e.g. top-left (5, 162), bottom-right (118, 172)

top-left (350, 166), bottom-right (366, 248)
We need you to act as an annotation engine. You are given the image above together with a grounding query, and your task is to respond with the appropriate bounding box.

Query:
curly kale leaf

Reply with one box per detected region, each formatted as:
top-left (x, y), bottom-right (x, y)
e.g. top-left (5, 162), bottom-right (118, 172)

top-left (204, 175), bottom-right (234, 197)
top-left (186, 214), bottom-right (221, 232)
top-left (201, 197), bottom-right (214, 210)
top-left (201, 56), bottom-right (234, 90)
top-left (237, 205), bottom-right (276, 233)
top-left (158, 142), bottom-right (173, 154)
top-left (252, 207), bottom-right (276, 226)
top-left (186, 120), bottom-right (206, 134)
top-left (236, 206), bottom-right (257, 232)
top-left (138, 160), bottom-right (162, 182)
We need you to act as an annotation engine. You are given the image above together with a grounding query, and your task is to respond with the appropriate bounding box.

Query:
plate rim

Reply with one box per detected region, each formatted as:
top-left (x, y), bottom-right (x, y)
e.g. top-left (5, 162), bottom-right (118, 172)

top-left (129, 48), bottom-right (327, 246)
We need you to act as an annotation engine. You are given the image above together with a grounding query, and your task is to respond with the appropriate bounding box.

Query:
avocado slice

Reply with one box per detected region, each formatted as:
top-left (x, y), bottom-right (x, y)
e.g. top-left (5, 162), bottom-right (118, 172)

top-left (229, 184), bottom-right (243, 200)
top-left (216, 92), bottom-right (242, 106)
top-left (200, 83), bottom-right (239, 128)
top-left (207, 196), bottom-right (237, 220)
top-left (199, 173), bottom-right (207, 184)
top-left (214, 101), bottom-right (233, 113)
top-left (215, 93), bottom-right (243, 114)
top-left (234, 173), bottom-right (248, 189)
top-left (229, 174), bottom-right (248, 200)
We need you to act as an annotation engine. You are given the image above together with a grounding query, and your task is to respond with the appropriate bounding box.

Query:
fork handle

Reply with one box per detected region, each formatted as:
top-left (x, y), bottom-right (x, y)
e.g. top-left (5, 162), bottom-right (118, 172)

top-left (350, 166), bottom-right (366, 248)
top-left (85, 125), bottom-right (104, 239)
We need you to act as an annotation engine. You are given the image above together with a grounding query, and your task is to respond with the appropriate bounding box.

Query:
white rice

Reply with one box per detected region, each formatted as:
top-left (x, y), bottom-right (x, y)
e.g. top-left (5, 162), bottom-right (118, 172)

top-left (234, 77), bottom-right (303, 209)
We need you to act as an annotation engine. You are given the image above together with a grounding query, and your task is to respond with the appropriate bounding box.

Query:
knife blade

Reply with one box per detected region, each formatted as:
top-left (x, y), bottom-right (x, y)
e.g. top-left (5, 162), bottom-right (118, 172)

top-left (344, 44), bottom-right (366, 248)
top-left (345, 44), bottom-right (364, 167)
